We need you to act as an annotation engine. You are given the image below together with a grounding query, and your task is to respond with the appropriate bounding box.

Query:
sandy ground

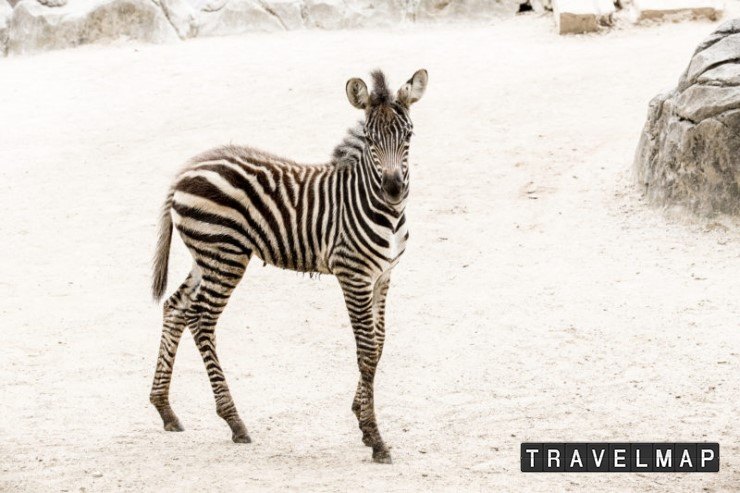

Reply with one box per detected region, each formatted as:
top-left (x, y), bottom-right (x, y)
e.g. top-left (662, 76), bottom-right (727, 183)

top-left (1, 10), bottom-right (739, 492)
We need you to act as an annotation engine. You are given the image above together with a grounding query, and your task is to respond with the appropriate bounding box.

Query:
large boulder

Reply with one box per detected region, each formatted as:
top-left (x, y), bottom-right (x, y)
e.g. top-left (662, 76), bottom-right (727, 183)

top-left (7, 0), bottom-right (177, 54)
top-left (634, 19), bottom-right (740, 215)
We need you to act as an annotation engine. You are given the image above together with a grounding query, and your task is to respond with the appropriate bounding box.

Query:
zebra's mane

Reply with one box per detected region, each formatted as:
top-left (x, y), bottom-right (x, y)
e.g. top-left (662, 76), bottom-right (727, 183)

top-left (331, 122), bottom-right (366, 170)
top-left (369, 70), bottom-right (392, 106)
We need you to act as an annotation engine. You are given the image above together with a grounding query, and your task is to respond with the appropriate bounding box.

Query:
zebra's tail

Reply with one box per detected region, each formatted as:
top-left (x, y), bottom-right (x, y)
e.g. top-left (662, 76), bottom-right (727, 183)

top-left (152, 191), bottom-right (174, 302)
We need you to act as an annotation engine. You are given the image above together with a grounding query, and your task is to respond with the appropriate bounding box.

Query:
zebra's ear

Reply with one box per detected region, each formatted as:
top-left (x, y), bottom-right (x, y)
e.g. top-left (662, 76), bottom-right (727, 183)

top-left (346, 78), bottom-right (369, 110)
top-left (397, 69), bottom-right (428, 108)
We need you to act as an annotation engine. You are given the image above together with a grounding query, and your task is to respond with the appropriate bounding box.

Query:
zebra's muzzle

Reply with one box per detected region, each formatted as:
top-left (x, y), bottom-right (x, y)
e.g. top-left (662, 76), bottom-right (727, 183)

top-left (381, 170), bottom-right (405, 205)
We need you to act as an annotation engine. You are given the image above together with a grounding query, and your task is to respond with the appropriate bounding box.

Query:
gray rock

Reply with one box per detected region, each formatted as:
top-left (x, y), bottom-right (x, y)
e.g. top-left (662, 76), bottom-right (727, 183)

top-left (37, 0), bottom-right (67, 7)
top-left (414, 0), bottom-right (517, 21)
top-left (634, 19), bottom-right (740, 215)
top-left (8, 0), bottom-right (178, 55)
top-left (197, 0), bottom-right (286, 36)
top-left (1, 0), bottom-right (11, 55)
top-left (679, 32), bottom-right (740, 91)
top-left (159, 0), bottom-right (199, 39)
top-left (256, 0), bottom-right (303, 30)
top-left (155, 0), bottom-right (301, 39)
top-left (302, 0), bottom-right (406, 29)
top-left (302, 0), bottom-right (345, 29)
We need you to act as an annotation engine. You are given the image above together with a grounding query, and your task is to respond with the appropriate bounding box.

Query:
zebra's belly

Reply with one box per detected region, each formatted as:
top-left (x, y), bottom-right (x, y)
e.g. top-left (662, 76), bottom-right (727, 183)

top-left (256, 250), bottom-right (333, 275)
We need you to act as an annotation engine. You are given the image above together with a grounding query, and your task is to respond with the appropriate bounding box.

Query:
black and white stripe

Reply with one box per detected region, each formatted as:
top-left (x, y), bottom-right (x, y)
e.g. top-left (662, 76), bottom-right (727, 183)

top-left (149, 69), bottom-right (428, 464)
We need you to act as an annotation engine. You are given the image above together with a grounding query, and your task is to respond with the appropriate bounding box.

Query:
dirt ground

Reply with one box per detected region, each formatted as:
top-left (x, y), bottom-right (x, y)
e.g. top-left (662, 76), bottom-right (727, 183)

top-left (1, 10), bottom-right (739, 492)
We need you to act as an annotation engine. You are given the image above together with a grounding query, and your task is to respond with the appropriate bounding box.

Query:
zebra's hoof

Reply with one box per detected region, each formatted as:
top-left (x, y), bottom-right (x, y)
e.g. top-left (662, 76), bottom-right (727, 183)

top-left (372, 449), bottom-right (392, 464)
top-left (228, 420), bottom-right (251, 443)
top-left (164, 420), bottom-right (185, 432)
top-left (232, 432), bottom-right (252, 443)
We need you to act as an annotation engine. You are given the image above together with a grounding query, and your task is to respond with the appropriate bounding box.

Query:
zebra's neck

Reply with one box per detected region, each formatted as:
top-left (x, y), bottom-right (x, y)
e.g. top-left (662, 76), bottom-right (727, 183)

top-left (331, 122), bottom-right (366, 170)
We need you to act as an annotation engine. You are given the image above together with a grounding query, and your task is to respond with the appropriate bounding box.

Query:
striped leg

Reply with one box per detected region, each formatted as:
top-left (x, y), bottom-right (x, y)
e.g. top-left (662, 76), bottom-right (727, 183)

top-left (150, 272), bottom-right (200, 432)
top-left (187, 252), bottom-right (251, 443)
top-left (372, 273), bottom-right (391, 362)
top-left (339, 274), bottom-right (391, 464)
top-left (352, 273), bottom-right (391, 446)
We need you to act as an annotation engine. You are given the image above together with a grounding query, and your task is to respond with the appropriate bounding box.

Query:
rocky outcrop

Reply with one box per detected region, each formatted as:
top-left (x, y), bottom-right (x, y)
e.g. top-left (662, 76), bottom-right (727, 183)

top-left (157, 0), bottom-right (199, 39)
top-left (1, 0), bottom-right (521, 56)
top-left (1, 1), bottom-right (12, 55)
top-left (7, 0), bottom-right (178, 54)
top-left (36, 0), bottom-right (67, 7)
top-left (634, 19), bottom-right (740, 215)
top-left (414, 0), bottom-right (517, 21)
top-left (303, 0), bottom-right (406, 29)
top-left (197, 0), bottom-right (286, 36)
top-left (154, 0), bottom-right (299, 39)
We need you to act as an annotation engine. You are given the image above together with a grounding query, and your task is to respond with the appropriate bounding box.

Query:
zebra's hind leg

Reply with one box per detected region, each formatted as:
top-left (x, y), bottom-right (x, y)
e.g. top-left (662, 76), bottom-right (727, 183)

top-left (339, 274), bottom-right (391, 464)
top-left (150, 271), bottom-right (201, 432)
top-left (187, 249), bottom-right (251, 443)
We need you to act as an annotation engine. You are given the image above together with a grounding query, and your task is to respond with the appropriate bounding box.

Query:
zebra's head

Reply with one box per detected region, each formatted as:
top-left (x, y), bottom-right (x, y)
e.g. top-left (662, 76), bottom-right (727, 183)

top-left (345, 69), bottom-right (428, 206)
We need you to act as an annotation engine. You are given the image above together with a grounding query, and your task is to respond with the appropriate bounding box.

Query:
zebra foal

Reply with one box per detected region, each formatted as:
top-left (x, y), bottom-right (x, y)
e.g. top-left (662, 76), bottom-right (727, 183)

top-left (149, 69), bottom-right (428, 464)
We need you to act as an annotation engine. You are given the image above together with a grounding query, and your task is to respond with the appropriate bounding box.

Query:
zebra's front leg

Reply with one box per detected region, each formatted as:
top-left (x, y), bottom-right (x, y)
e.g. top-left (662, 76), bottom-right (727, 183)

top-left (339, 274), bottom-right (391, 464)
top-left (352, 273), bottom-right (391, 448)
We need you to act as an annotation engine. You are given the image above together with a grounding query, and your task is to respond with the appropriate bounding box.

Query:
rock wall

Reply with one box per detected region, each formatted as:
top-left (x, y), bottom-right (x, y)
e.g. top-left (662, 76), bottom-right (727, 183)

top-left (1, 0), bottom-right (12, 52)
top-left (634, 19), bottom-right (740, 215)
top-left (0, 0), bottom-right (520, 55)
